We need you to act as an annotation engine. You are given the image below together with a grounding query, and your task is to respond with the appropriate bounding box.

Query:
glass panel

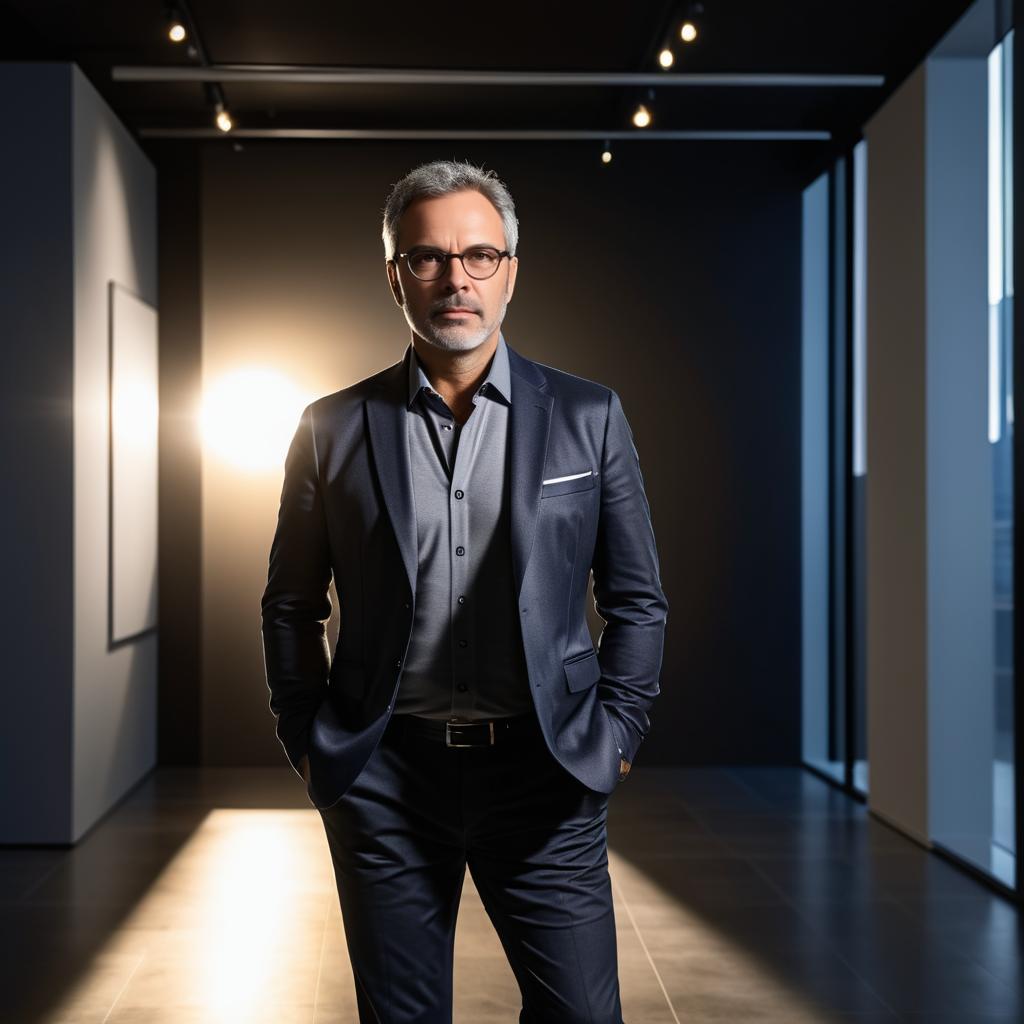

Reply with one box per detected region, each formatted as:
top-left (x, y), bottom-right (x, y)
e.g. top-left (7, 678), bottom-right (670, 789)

top-left (851, 139), bottom-right (869, 795)
top-left (801, 172), bottom-right (843, 781)
top-left (928, 29), bottom-right (1015, 891)
top-left (990, 29), bottom-right (1016, 885)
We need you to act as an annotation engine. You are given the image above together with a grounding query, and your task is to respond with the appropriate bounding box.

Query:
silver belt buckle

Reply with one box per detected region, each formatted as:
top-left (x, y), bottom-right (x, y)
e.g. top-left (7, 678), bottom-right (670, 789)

top-left (445, 719), bottom-right (496, 747)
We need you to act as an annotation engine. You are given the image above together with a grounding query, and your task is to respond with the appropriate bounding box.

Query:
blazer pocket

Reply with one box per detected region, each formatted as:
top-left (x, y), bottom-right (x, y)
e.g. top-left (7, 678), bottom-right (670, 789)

top-left (563, 648), bottom-right (601, 692)
top-left (541, 469), bottom-right (597, 498)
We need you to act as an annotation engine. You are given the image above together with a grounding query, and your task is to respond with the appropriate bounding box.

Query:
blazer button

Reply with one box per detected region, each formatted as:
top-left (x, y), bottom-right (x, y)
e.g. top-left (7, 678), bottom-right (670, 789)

top-left (395, 658), bottom-right (402, 667)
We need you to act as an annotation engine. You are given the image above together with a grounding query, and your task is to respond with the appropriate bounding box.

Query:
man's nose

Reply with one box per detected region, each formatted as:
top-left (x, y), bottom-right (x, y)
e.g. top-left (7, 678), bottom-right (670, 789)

top-left (442, 255), bottom-right (471, 287)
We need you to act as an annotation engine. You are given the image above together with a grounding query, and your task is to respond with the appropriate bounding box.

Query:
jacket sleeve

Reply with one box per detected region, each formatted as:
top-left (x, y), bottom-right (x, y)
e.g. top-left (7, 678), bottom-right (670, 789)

top-left (591, 388), bottom-right (669, 766)
top-left (260, 402), bottom-right (333, 778)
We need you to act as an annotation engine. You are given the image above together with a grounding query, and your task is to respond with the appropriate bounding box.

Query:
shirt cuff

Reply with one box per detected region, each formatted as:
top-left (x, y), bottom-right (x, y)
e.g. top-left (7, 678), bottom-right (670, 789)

top-left (605, 704), bottom-right (643, 766)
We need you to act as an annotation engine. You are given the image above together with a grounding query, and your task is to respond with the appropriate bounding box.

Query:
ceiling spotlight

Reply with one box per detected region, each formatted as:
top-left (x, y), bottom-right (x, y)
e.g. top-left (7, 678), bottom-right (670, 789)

top-left (680, 1), bottom-right (704, 43)
top-left (601, 141), bottom-right (613, 164)
top-left (165, 6), bottom-right (187, 43)
top-left (658, 48), bottom-right (675, 69)
top-left (206, 83), bottom-right (234, 132)
top-left (632, 103), bottom-right (652, 128)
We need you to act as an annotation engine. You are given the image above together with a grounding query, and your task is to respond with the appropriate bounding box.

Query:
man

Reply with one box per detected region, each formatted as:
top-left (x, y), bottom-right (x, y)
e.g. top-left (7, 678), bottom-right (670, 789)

top-left (261, 159), bottom-right (668, 1023)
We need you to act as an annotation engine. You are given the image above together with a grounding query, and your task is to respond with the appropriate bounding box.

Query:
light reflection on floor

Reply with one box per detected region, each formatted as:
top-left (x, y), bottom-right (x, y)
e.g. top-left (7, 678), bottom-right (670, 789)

top-left (23, 805), bottom-right (847, 1023)
top-left (7, 765), bottom-right (1020, 1023)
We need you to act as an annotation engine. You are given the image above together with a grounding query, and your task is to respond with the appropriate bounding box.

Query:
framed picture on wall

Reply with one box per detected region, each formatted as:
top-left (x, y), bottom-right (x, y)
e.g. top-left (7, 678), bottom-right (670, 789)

top-left (108, 281), bottom-right (159, 644)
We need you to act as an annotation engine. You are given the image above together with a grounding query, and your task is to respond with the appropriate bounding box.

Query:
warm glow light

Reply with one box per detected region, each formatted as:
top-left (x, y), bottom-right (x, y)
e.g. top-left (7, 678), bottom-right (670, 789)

top-left (168, 22), bottom-right (186, 42)
top-left (200, 367), bottom-right (312, 473)
top-left (601, 149), bottom-right (613, 164)
top-left (113, 371), bottom-right (159, 452)
top-left (197, 817), bottom-right (294, 1012)
top-left (632, 104), bottom-right (652, 128)
top-left (658, 48), bottom-right (674, 69)
top-left (680, 21), bottom-right (698, 42)
top-left (216, 109), bottom-right (233, 132)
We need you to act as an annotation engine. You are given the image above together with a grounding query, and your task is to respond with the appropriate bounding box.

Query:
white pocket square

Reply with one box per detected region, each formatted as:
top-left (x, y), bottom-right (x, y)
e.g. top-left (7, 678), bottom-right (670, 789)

top-left (542, 470), bottom-right (593, 485)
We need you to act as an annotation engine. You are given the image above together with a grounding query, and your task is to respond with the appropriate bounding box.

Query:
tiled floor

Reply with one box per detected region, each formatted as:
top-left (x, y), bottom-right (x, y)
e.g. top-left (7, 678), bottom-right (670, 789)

top-left (1, 765), bottom-right (1020, 1022)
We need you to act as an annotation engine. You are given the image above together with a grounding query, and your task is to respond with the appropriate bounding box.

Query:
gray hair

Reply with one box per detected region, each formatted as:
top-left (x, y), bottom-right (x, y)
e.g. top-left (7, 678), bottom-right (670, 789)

top-left (381, 159), bottom-right (519, 261)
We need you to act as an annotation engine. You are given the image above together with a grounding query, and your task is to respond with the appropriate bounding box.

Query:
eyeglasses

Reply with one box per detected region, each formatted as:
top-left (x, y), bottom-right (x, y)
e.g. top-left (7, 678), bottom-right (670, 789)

top-left (392, 245), bottom-right (512, 281)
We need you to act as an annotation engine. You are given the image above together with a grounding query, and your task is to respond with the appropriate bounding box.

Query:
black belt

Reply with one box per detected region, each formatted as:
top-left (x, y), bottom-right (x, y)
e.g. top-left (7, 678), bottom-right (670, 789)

top-left (389, 712), bottom-right (541, 747)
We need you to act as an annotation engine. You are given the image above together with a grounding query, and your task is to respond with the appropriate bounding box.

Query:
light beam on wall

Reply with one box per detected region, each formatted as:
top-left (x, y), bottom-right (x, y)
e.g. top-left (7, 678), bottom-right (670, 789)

top-left (200, 367), bottom-right (312, 473)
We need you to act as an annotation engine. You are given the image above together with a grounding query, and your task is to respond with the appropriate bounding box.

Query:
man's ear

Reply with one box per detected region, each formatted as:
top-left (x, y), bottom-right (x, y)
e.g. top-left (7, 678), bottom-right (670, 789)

top-left (386, 260), bottom-right (404, 306)
top-left (505, 255), bottom-right (519, 302)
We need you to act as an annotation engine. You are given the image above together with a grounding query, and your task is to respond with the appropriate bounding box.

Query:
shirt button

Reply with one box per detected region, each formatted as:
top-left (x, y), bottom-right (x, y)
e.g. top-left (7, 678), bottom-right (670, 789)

top-left (454, 489), bottom-right (464, 499)
top-left (458, 596), bottom-right (466, 604)
top-left (457, 683), bottom-right (468, 692)
top-left (455, 545), bottom-right (465, 556)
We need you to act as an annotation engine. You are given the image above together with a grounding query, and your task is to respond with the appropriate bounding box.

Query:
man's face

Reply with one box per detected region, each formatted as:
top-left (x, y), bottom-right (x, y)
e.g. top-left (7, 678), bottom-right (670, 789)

top-left (386, 189), bottom-right (518, 353)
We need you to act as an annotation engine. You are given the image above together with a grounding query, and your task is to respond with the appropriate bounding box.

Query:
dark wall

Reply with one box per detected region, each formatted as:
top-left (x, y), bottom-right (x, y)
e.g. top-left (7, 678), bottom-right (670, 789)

top-left (154, 141), bottom-right (203, 764)
top-left (0, 63), bottom-right (74, 837)
top-left (162, 138), bottom-right (805, 767)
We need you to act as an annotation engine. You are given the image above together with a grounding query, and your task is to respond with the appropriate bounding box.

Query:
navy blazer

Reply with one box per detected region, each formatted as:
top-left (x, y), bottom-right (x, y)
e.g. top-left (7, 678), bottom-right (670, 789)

top-left (260, 339), bottom-right (669, 809)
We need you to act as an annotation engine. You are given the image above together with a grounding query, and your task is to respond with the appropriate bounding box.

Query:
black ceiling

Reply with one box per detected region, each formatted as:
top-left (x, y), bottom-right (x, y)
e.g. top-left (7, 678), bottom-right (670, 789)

top-left (0, 0), bottom-right (977, 157)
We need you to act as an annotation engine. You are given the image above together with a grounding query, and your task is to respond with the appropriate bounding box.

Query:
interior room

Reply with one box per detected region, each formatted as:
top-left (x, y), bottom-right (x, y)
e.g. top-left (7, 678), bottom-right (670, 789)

top-left (1, 1), bottom-right (1021, 1021)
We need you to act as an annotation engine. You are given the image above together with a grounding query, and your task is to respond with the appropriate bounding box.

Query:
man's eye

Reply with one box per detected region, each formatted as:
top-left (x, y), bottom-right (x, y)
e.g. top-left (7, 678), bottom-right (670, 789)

top-left (467, 250), bottom-right (496, 263)
top-left (414, 252), bottom-right (443, 264)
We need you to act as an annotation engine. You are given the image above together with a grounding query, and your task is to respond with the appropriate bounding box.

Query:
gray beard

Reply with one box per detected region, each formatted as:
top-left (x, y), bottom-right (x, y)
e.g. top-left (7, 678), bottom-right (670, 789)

top-left (403, 292), bottom-right (509, 353)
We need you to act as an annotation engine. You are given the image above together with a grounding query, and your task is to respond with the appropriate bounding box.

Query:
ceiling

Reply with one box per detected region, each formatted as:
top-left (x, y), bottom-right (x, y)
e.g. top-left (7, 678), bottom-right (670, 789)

top-left (0, 0), bottom-right (979, 158)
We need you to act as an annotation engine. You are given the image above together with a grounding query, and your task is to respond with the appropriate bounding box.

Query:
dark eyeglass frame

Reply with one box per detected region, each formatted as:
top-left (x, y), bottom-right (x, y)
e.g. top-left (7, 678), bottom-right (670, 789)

top-left (390, 245), bottom-right (513, 281)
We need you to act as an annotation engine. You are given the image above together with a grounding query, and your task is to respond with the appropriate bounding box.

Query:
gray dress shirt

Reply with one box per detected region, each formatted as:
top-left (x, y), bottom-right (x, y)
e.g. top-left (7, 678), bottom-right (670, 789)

top-left (393, 331), bottom-right (534, 721)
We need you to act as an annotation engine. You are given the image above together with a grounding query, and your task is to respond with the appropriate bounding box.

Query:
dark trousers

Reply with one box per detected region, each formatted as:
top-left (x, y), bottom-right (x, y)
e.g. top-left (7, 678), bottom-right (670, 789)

top-left (316, 709), bottom-right (624, 1023)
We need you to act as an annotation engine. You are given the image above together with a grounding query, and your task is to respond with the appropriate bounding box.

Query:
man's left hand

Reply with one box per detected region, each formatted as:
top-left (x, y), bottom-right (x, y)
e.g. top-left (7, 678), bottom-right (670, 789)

top-left (619, 757), bottom-right (631, 782)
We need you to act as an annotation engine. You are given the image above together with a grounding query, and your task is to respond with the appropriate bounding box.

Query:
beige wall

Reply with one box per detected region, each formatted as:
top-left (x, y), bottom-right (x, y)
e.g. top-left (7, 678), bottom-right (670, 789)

top-left (864, 64), bottom-right (930, 845)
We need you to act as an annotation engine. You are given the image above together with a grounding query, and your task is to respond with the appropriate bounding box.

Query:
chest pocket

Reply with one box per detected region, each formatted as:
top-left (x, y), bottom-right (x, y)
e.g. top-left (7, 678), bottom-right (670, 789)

top-left (541, 469), bottom-right (597, 498)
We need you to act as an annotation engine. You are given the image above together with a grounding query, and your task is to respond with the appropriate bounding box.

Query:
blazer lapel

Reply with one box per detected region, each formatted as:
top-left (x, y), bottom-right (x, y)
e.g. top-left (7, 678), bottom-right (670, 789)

top-left (507, 343), bottom-right (553, 598)
top-left (365, 346), bottom-right (419, 598)
top-left (365, 340), bottom-right (553, 602)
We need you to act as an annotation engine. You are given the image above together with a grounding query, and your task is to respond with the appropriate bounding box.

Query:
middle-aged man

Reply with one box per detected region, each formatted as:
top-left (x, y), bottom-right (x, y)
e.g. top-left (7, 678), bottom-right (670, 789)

top-left (261, 159), bottom-right (668, 1023)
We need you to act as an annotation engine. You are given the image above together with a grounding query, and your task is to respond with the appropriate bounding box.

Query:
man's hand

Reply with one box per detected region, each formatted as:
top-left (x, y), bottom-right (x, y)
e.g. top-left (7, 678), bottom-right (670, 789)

top-left (619, 757), bottom-right (631, 782)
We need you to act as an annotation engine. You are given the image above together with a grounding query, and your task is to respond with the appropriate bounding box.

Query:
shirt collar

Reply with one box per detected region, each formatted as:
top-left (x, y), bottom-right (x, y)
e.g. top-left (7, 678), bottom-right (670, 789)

top-left (406, 332), bottom-right (512, 409)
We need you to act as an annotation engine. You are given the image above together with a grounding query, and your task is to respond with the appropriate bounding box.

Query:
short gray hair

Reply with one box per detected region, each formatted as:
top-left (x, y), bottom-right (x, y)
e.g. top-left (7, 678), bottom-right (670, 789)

top-left (381, 159), bottom-right (519, 261)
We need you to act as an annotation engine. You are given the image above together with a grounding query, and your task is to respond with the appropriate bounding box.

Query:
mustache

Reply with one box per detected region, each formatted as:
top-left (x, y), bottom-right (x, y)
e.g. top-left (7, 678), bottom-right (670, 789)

top-left (433, 302), bottom-right (479, 315)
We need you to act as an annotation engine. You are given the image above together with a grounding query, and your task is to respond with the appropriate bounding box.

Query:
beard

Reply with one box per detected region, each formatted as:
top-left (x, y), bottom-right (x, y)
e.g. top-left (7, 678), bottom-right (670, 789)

top-left (403, 291), bottom-right (509, 353)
